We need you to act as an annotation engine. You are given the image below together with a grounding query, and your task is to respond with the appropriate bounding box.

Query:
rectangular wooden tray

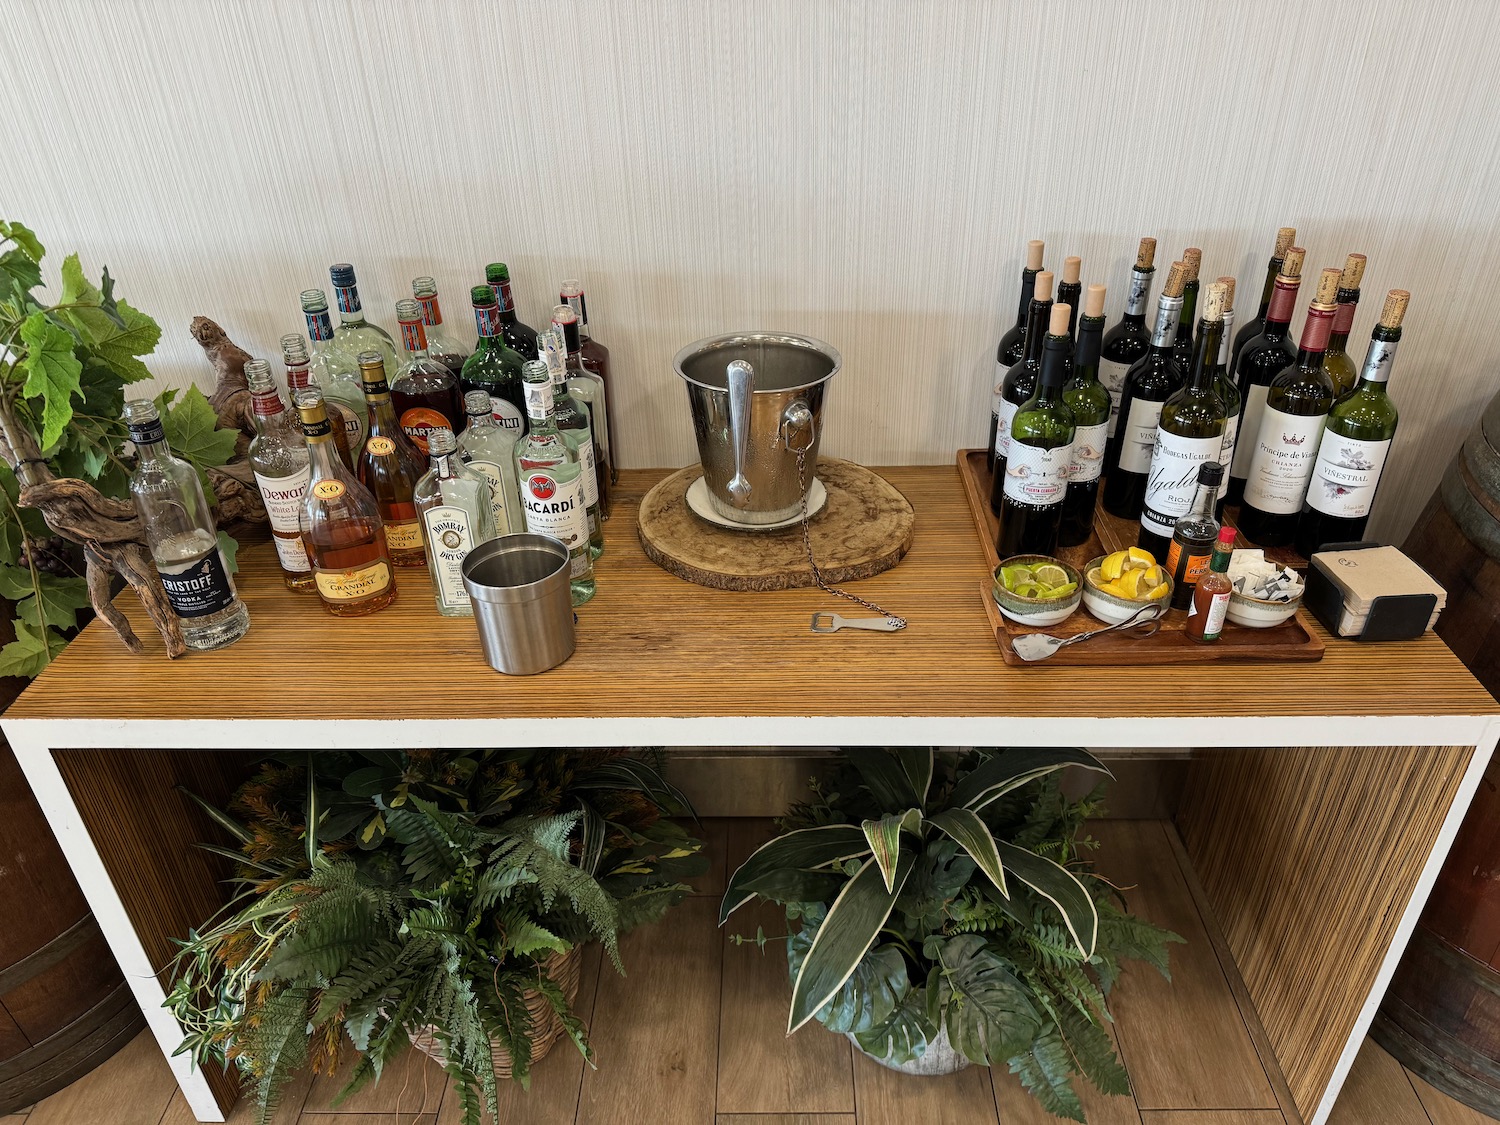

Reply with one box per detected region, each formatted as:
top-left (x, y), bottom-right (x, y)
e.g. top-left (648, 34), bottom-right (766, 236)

top-left (957, 449), bottom-right (1325, 666)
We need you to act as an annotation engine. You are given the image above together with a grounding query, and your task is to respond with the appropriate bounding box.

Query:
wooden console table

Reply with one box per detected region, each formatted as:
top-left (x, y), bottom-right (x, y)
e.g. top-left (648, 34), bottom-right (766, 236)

top-left (4, 466), bottom-right (1496, 1124)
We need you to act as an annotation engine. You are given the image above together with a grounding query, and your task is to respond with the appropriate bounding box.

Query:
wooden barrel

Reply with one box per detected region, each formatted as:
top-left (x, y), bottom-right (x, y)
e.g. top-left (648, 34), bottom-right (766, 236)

top-left (1372, 387), bottom-right (1500, 1113)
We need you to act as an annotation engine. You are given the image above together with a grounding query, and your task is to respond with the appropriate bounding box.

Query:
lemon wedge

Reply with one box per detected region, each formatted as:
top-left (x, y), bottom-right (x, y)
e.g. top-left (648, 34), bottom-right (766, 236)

top-left (1126, 546), bottom-right (1155, 569)
top-left (1116, 568), bottom-right (1145, 598)
top-left (1101, 551), bottom-right (1127, 581)
top-left (1146, 581), bottom-right (1171, 600)
top-left (1143, 565), bottom-right (1165, 588)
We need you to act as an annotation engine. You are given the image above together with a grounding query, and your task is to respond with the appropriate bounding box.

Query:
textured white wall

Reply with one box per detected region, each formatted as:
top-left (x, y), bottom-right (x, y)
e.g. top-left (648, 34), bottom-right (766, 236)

top-left (4, 0), bottom-right (1500, 541)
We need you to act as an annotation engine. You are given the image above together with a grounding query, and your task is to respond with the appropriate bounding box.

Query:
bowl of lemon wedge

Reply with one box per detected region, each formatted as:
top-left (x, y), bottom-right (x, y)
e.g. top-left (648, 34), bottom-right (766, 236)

top-left (992, 555), bottom-right (1082, 626)
top-left (1082, 547), bottom-right (1173, 625)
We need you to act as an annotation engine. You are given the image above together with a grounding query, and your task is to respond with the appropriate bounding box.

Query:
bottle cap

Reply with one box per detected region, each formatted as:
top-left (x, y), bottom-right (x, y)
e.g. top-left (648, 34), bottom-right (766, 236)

top-left (464, 390), bottom-right (492, 415)
top-left (1217, 526), bottom-right (1238, 547)
top-left (1379, 290), bottom-right (1410, 329)
top-left (1313, 266), bottom-right (1342, 307)
top-left (1216, 276), bottom-right (1236, 311)
top-left (300, 288), bottom-right (330, 312)
top-left (485, 263), bottom-right (510, 284)
top-left (395, 298), bottom-right (422, 323)
top-left (329, 263), bottom-right (356, 286)
top-left (1275, 227), bottom-right (1297, 258)
top-left (1340, 253), bottom-right (1367, 291)
top-left (1048, 303), bottom-right (1071, 335)
top-left (1182, 247), bottom-right (1202, 280)
top-left (1280, 247), bottom-right (1306, 280)
top-left (1084, 284), bottom-right (1106, 318)
top-left (412, 276), bottom-right (438, 298)
top-left (1136, 237), bottom-right (1157, 270)
top-left (469, 284), bottom-right (497, 306)
top-left (426, 427), bottom-right (456, 455)
top-left (1026, 240), bottom-right (1045, 270)
top-left (293, 388), bottom-right (331, 432)
top-left (1201, 281), bottom-right (1227, 321)
top-left (1033, 270), bottom-right (1054, 302)
top-left (1197, 461), bottom-right (1225, 486)
top-left (1162, 261), bottom-right (1186, 298)
top-left (1062, 256), bottom-right (1081, 284)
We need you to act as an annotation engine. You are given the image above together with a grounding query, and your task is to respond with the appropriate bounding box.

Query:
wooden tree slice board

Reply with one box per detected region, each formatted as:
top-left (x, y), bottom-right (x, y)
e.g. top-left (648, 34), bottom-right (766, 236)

top-left (636, 458), bottom-right (916, 590)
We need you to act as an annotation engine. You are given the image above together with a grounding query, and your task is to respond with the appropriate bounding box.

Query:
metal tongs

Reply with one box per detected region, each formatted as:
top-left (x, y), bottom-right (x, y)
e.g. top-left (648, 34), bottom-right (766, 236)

top-left (810, 612), bottom-right (906, 633)
top-left (1010, 603), bottom-right (1164, 662)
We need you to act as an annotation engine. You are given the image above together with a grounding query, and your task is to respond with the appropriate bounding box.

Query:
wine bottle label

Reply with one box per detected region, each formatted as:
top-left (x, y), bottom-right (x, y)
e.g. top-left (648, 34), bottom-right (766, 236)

top-left (1242, 407), bottom-right (1328, 514)
top-left (1067, 422), bottom-right (1109, 484)
top-left (520, 468), bottom-right (590, 560)
top-left (466, 460), bottom-right (519, 535)
top-left (253, 467), bottom-right (312, 572)
top-left (994, 397), bottom-right (1022, 459)
top-left (496, 278), bottom-right (517, 314)
top-left (399, 408), bottom-right (451, 455)
top-left (315, 558), bottom-right (392, 602)
top-left (491, 396), bottom-right (526, 433)
top-left (1002, 441), bottom-right (1072, 507)
top-left (306, 308), bottom-right (336, 341)
top-left (421, 504), bottom-right (477, 610)
top-left (1140, 431), bottom-right (1224, 536)
top-left (1230, 384), bottom-right (1270, 479)
top-left (157, 548), bottom-right (237, 619)
top-left (1216, 414), bottom-right (1240, 500)
top-left (1306, 431), bottom-right (1392, 518)
top-left (384, 519), bottom-right (425, 551)
top-left (1117, 399), bottom-right (1165, 474)
top-left (1098, 359), bottom-right (1131, 437)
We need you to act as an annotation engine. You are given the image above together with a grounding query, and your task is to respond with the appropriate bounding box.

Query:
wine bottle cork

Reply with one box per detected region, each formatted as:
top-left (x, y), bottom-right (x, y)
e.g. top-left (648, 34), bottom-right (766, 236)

top-left (1202, 281), bottom-right (1228, 322)
top-left (1313, 266), bottom-right (1342, 307)
top-left (1062, 255), bottom-right (1081, 284)
top-left (1340, 252), bottom-right (1367, 290)
top-left (1280, 247), bottom-right (1306, 280)
top-left (1084, 283), bottom-right (1107, 318)
top-left (1136, 237), bottom-right (1157, 270)
top-left (1275, 226), bottom-right (1297, 258)
top-left (1034, 270), bottom-right (1054, 302)
top-left (1182, 247), bottom-right (1202, 281)
top-left (1379, 289), bottom-right (1410, 329)
top-left (1026, 239), bottom-right (1045, 270)
top-left (1216, 276), bottom-right (1236, 311)
top-left (1049, 303), bottom-right (1071, 335)
top-left (1162, 261), bottom-right (1187, 298)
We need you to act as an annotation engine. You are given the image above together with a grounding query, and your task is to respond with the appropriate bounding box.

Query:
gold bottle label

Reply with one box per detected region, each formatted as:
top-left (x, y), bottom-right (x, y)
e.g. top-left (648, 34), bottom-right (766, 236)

top-left (312, 479), bottom-right (346, 500)
top-left (366, 436), bottom-right (396, 456)
top-left (385, 519), bottom-right (424, 551)
top-left (314, 559), bottom-right (392, 601)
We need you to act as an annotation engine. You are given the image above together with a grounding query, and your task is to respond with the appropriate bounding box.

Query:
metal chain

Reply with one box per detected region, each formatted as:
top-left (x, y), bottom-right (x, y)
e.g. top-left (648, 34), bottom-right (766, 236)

top-left (795, 446), bottom-right (907, 629)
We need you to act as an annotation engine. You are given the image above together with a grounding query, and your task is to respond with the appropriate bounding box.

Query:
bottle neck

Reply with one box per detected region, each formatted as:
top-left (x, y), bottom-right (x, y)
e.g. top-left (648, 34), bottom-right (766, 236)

top-left (1184, 477), bottom-right (1219, 523)
top-left (1188, 318), bottom-right (1223, 390)
top-left (127, 415), bottom-right (171, 464)
top-left (1328, 290), bottom-right (1359, 353)
top-left (285, 360), bottom-right (312, 391)
top-left (562, 292), bottom-right (592, 339)
top-left (1074, 315), bottom-right (1105, 377)
top-left (1020, 299), bottom-right (1053, 365)
top-left (466, 410), bottom-right (496, 433)
top-left (474, 303), bottom-right (503, 343)
top-left (1123, 267), bottom-right (1154, 321)
top-left (524, 379), bottom-right (558, 433)
top-left (1177, 281), bottom-right (1199, 334)
top-left (400, 319), bottom-right (430, 358)
top-left (493, 278), bottom-right (519, 324)
top-left (1014, 268), bottom-right (1038, 326)
top-left (1037, 335), bottom-right (1070, 396)
top-left (417, 293), bottom-right (444, 327)
top-left (1216, 309), bottom-right (1236, 369)
top-left (306, 427), bottom-right (344, 475)
top-left (305, 307), bottom-right (338, 345)
top-left (1265, 276), bottom-right (1301, 330)
top-left (1150, 294), bottom-right (1183, 351)
top-left (1056, 282), bottom-right (1081, 339)
top-left (249, 386), bottom-right (287, 429)
top-left (1356, 327), bottom-right (1401, 388)
top-left (334, 283), bottom-right (367, 326)
top-left (1255, 257), bottom-right (1281, 318)
top-left (1295, 303), bottom-right (1337, 365)
top-left (430, 450), bottom-right (458, 478)
top-left (1208, 540), bottom-right (1235, 572)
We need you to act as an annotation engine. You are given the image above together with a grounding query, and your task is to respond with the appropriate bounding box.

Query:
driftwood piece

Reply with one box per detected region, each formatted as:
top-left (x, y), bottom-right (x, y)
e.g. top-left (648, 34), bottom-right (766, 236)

top-left (192, 316), bottom-right (255, 447)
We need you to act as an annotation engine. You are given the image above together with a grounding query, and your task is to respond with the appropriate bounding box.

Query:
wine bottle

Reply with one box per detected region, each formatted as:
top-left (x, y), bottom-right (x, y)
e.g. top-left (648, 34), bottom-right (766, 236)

top-left (988, 239), bottom-right (1044, 470)
top-left (1099, 237), bottom-right (1157, 439)
top-left (1295, 289), bottom-right (1408, 555)
top-left (484, 262), bottom-right (540, 360)
top-left (1211, 277), bottom-right (1242, 517)
top-left (1231, 226), bottom-right (1296, 376)
top-left (1226, 246), bottom-right (1305, 506)
top-left (1059, 283), bottom-right (1111, 547)
top-left (1171, 247), bottom-right (1202, 374)
top-left (1057, 256), bottom-right (1082, 341)
top-left (1238, 267), bottom-right (1342, 546)
top-left (988, 270), bottom-right (1054, 513)
top-left (997, 303), bottom-right (1076, 558)
top-left (1101, 260), bottom-right (1187, 519)
top-left (1322, 253), bottom-right (1367, 400)
top-left (1166, 462), bottom-right (1225, 611)
top-left (1139, 280), bottom-right (1229, 559)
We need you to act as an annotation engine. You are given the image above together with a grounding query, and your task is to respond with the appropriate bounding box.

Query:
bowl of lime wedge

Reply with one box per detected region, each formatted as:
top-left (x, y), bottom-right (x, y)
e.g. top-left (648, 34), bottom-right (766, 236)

top-left (992, 555), bottom-right (1082, 626)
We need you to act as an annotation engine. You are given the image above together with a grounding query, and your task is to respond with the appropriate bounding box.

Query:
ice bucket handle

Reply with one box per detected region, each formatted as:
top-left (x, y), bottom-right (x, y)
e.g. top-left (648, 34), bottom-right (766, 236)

top-left (781, 400), bottom-right (816, 453)
top-left (726, 360), bottom-right (754, 507)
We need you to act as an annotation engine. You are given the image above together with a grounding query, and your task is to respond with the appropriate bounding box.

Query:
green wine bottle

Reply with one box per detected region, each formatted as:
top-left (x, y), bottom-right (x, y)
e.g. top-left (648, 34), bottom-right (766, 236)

top-left (1210, 276), bottom-right (1242, 518)
top-left (1059, 284), bottom-right (1112, 547)
top-left (1170, 247), bottom-right (1202, 374)
top-left (988, 270), bottom-right (1054, 514)
top-left (1231, 226), bottom-right (1296, 377)
top-left (997, 303), bottom-right (1077, 558)
top-left (1322, 252), bottom-right (1367, 400)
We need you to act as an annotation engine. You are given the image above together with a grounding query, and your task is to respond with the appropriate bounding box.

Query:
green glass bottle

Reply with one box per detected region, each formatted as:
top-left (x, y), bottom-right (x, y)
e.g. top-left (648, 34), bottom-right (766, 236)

top-left (515, 360), bottom-right (596, 606)
top-left (988, 270), bottom-right (1053, 514)
top-left (1210, 277), bottom-right (1242, 518)
top-left (1058, 283), bottom-right (1111, 547)
top-left (1098, 237), bottom-right (1158, 440)
top-left (461, 284), bottom-right (527, 436)
top-left (997, 303), bottom-right (1076, 558)
top-left (1231, 227), bottom-right (1296, 377)
top-left (1322, 252), bottom-right (1367, 400)
top-left (1170, 247), bottom-right (1202, 374)
top-left (485, 262), bottom-right (540, 361)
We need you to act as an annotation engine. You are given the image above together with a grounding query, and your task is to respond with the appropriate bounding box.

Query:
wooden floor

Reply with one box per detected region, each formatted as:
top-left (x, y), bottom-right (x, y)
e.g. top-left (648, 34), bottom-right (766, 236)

top-left (9, 820), bottom-right (1496, 1125)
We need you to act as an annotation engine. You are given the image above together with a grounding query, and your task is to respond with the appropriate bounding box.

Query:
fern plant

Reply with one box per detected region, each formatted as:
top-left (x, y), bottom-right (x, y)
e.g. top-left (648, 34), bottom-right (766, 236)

top-left (721, 748), bottom-right (1183, 1123)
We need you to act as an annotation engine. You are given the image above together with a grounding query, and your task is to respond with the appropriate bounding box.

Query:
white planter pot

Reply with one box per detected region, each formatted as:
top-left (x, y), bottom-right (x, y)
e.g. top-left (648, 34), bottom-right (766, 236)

top-left (848, 1025), bottom-right (971, 1076)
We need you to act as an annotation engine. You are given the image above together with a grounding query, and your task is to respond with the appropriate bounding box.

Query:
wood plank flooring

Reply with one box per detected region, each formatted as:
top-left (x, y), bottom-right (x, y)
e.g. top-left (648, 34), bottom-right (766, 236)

top-left (12, 820), bottom-right (1495, 1125)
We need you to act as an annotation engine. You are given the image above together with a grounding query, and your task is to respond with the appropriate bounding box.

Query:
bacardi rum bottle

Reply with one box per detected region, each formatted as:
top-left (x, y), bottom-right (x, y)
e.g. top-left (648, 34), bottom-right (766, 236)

top-left (282, 333), bottom-right (357, 470)
top-left (560, 279), bottom-right (617, 483)
top-left (541, 325), bottom-right (604, 553)
top-left (515, 360), bottom-right (596, 605)
top-left (457, 390), bottom-right (525, 537)
top-left (411, 276), bottom-right (470, 375)
top-left (462, 285), bottom-right (527, 434)
top-left (245, 359), bottom-right (314, 592)
top-left (356, 352), bottom-right (428, 567)
top-left (392, 298), bottom-right (465, 451)
top-left (485, 262), bottom-right (540, 360)
top-left (415, 427), bottom-right (496, 617)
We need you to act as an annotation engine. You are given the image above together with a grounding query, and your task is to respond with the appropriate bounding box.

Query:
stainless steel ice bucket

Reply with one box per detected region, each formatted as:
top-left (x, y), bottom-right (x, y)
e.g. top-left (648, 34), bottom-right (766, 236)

top-left (673, 332), bottom-right (842, 525)
top-left (461, 534), bottom-right (575, 675)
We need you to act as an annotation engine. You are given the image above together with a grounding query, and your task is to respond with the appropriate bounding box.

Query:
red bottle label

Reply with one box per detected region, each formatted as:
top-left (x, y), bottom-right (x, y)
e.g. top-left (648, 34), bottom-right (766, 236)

top-left (417, 293), bottom-right (443, 326)
top-left (474, 304), bottom-right (502, 338)
top-left (400, 319), bottom-right (427, 352)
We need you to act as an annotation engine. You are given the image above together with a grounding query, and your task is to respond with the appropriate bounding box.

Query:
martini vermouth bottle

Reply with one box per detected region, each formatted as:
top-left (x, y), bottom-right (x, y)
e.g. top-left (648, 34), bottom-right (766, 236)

top-left (124, 399), bottom-right (250, 649)
top-left (392, 297), bottom-right (466, 452)
top-left (515, 359), bottom-right (596, 605)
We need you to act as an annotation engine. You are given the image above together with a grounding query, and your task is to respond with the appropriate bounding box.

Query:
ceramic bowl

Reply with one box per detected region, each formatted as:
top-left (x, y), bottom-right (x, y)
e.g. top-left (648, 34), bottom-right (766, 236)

top-left (991, 554), bottom-right (1082, 627)
top-left (1081, 555), bottom-right (1173, 626)
top-left (1225, 586), bottom-right (1303, 628)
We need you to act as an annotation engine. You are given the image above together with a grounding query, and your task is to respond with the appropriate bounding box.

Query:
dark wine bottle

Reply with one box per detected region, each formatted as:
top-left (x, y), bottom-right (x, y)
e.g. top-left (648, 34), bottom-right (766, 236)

top-left (485, 262), bottom-right (540, 361)
top-left (1239, 267), bottom-right (1342, 546)
top-left (1322, 252), bottom-right (1367, 400)
top-left (1099, 237), bottom-right (1158, 440)
top-left (1170, 247), bottom-right (1202, 374)
top-left (1059, 283), bottom-right (1111, 547)
top-left (1231, 226), bottom-right (1296, 376)
top-left (1211, 276), bottom-right (1242, 518)
top-left (1225, 246), bottom-right (1305, 506)
top-left (1295, 289), bottom-right (1408, 555)
top-left (1057, 256), bottom-right (1082, 342)
top-left (1139, 281), bottom-right (1229, 559)
top-left (989, 241), bottom-right (1044, 470)
top-left (997, 303), bottom-right (1076, 558)
top-left (1101, 260), bottom-right (1187, 520)
top-left (988, 270), bottom-right (1054, 514)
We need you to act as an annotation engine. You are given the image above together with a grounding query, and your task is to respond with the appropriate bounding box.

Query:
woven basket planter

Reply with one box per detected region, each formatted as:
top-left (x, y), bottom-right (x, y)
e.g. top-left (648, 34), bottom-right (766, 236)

top-left (408, 946), bottom-right (584, 1079)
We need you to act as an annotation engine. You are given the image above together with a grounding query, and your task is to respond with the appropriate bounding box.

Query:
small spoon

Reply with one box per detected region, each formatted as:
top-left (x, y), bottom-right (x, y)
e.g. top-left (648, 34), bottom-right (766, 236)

top-left (1010, 602), bottom-right (1165, 662)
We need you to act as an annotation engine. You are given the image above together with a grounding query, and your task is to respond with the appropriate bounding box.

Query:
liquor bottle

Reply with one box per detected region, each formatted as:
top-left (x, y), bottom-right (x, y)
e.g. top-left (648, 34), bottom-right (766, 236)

top-left (515, 359), bottom-right (596, 605)
top-left (1101, 260), bottom-right (1188, 519)
top-left (541, 324), bottom-right (605, 551)
top-left (1099, 237), bottom-right (1157, 438)
top-left (1226, 246), bottom-right (1305, 506)
top-left (1211, 277), bottom-right (1242, 517)
top-left (1166, 462), bottom-right (1224, 611)
top-left (328, 264), bottom-right (398, 371)
top-left (123, 399), bottom-right (250, 649)
top-left (1170, 247), bottom-right (1202, 374)
top-left (457, 389), bottom-right (525, 537)
top-left (411, 276), bottom-right (471, 375)
top-left (297, 291), bottom-right (370, 450)
top-left (1139, 280), bottom-right (1228, 559)
top-left (988, 270), bottom-right (1055, 513)
top-left (414, 427), bottom-right (495, 617)
top-left (1059, 283), bottom-right (1111, 547)
top-left (293, 388), bottom-right (397, 617)
top-left (552, 305), bottom-right (613, 519)
top-left (560, 279), bottom-right (617, 484)
top-left (1184, 526), bottom-right (1238, 643)
top-left (392, 298), bottom-right (466, 451)
top-left (1294, 289), bottom-right (1408, 556)
top-left (485, 262), bottom-right (540, 360)
top-left (988, 239), bottom-right (1044, 470)
top-left (997, 303), bottom-right (1076, 558)
top-left (1322, 253), bottom-right (1368, 399)
top-left (282, 334), bottom-right (357, 471)
top-left (1057, 256), bottom-right (1082, 341)
top-left (1231, 226), bottom-right (1296, 375)
top-left (355, 351), bottom-right (428, 567)
top-left (1239, 267), bottom-right (1342, 546)
top-left (461, 285), bottom-right (527, 434)
top-left (245, 359), bottom-right (314, 593)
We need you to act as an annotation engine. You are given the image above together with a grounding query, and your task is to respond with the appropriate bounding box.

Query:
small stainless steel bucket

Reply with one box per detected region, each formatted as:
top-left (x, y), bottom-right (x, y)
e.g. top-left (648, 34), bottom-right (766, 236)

top-left (461, 534), bottom-right (575, 675)
top-left (673, 332), bottom-right (842, 525)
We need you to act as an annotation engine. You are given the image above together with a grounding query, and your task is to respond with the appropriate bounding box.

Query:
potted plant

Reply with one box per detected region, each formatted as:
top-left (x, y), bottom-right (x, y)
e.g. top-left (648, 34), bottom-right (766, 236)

top-left (167, 749), bottom-right (706, 1125)
top-left (721, 747), bottom-right (1183, 1122)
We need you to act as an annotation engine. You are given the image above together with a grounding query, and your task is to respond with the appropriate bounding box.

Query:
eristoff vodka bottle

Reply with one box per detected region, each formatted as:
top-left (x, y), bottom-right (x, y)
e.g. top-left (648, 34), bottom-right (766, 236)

top-left (245, 359), bottom-right (314, 592)
top-left (124, 399), bottom-right (250, 649)
top-left (415, 427), bottom-right (495, 617)
top-left (458, 390), bottom-right (524, 536)
top-left (514, 360), bottom-right (596, 605)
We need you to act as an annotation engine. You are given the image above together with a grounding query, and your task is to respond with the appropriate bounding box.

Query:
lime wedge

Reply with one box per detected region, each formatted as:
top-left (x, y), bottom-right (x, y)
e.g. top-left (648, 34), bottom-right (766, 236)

top-left (1033, 563), bottom-right (1070, 588)
top-left (1047, 581), bottom-right (1077, 597)
top-left (1000, 564), bottom-right (1035, 591)
top-left (1014, 582), bottom-right (1043, 598)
